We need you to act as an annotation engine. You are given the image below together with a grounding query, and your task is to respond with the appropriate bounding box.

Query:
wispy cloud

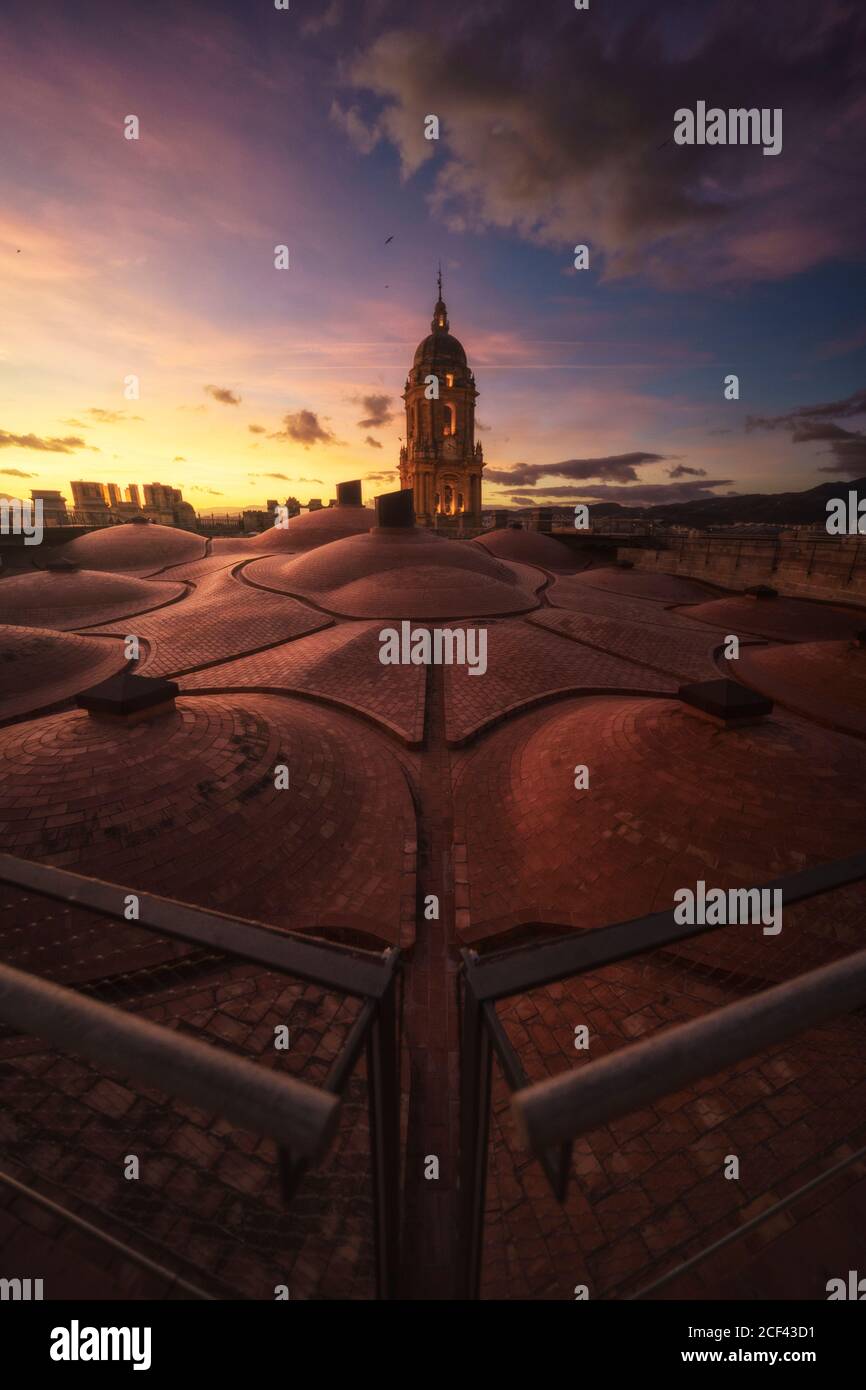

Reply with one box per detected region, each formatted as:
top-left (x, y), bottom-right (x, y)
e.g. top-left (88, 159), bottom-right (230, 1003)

top-left (204, 384), bottom-right (242, 406)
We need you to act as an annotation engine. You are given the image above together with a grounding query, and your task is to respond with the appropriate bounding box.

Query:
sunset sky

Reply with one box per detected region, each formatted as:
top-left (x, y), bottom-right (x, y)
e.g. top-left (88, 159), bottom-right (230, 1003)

top-left (1, 0), bottom-right (865, 513)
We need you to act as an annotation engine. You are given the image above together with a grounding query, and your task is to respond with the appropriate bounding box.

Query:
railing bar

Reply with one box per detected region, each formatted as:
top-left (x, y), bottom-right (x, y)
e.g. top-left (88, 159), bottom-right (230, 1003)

top-left (0, 960), bottom-right (339, 1159)
top-left (513, 944), bottom-right (866, 1152)
top-left (0, 853), bottom-right (395, 1000)
top-left (628, 1141), bottom-right (866, 1301)
top-left (468, 852), bottom-right (866, 1001)
top-left (0, 1168), bottom-right (217, 1301)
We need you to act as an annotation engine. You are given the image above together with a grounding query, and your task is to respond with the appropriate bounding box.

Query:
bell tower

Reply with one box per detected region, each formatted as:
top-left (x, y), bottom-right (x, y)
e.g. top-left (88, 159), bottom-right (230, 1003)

top-left (399, 271), bottom-right (484, 528)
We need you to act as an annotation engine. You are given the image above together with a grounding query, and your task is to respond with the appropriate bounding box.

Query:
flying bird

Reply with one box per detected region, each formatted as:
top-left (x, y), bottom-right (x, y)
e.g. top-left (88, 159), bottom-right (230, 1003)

top-left (384, 235), bottom-right (394, 244)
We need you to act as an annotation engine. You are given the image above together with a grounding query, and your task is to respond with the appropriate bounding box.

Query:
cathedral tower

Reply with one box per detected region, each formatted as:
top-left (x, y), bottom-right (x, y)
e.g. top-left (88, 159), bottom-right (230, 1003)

top-left (399, 273), bottom-right (484, 528)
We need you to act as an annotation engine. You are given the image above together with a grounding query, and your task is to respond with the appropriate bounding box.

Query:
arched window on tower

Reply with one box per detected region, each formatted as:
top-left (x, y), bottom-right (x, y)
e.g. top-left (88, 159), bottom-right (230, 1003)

top-left (443, 403), bottom-right (456, 437)
top-left (458, 492), bottom-right (464, 513)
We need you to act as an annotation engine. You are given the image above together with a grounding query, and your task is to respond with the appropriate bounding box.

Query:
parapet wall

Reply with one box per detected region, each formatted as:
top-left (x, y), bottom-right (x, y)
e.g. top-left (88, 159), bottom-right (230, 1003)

top-left (621, 536), bottom-right (866, 608)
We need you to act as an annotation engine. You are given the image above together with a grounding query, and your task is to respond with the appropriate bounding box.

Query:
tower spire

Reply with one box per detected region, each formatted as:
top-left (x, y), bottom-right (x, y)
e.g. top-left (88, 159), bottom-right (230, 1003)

top-left (432, 264), bottom-right (449, 332)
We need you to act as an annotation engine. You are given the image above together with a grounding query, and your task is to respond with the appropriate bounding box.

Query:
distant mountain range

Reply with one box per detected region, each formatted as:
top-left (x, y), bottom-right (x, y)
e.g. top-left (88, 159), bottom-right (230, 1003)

top-left (563, 477), bottom-right (866, 528)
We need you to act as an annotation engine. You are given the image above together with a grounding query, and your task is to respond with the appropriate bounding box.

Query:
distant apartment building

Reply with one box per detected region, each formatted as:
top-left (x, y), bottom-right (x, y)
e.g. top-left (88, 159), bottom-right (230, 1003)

top-left (69, 480), bottom-right (197, 530)
top-left (30, 489), bottom-right (68, 526)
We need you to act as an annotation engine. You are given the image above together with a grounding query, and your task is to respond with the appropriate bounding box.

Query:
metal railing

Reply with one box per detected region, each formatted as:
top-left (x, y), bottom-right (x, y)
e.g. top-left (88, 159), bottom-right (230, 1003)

top-left (0, 853), bottom-right (402, 1299)
top-left (457, 850), bottom-right (866, 1299)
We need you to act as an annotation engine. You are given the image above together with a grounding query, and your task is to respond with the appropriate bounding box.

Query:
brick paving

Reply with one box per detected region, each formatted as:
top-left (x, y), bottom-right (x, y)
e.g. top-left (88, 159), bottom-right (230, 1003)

top-left (0, 626), bottom-right (127, 722)
top-left (59, 522), bottom-right (206, 575)
top-left (451, 695), bottom-right (866, 944)
top-left (565, 567), bottom-right (721, 604)
top-left (472, 528), bottom-right (578, 571)
top-left (0, 569), bottom-right (187, 631)
top-left (398, 662), bottom-right (461, 1298)
top-left (547, 572), bottom-right (723, 626)
top-left (0, 694), bottom-right (416, 948)
top-left (180, 620), bottom-right (426, 745)
top-left (444, 619), bottom-right (674, 744)
top-left (0, 958), bottom-right (378, 1299)
top-left (678, 593), bottom-right (864, 642)
top-left (1, 523), bottom-right (865, 1302)
top-left (242, 528), bottom-right (541, 618)
top-left (738, 639), bottom-right (866, 739)
top-left (482, 941), bottom-right (866, 1299)
top-left (90, 568), bottom-right (330, 677)
top-left (528, 608), bottom-right (732, 683)
top-left (248, 505), bottom-right (376, 553)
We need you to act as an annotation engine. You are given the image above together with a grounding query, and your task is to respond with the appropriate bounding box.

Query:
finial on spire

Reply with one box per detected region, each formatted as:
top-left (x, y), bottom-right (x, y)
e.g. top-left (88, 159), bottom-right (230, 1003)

top-left (437, 261), bottom-right (443, 300)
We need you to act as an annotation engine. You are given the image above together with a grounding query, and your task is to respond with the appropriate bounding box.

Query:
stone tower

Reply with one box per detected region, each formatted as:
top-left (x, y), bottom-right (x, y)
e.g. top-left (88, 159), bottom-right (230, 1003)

top-left (399, 273), bottom-right (484, 528)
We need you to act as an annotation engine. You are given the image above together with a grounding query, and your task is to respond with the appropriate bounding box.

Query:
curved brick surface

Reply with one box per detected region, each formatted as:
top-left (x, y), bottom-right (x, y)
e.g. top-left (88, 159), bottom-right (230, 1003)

top-left (249, 504), bottom-right (376, 552)
top-left (444, 619), bottom-right (674, 744)
top-left (89, 568), bottom-right (330, 677)
top-left (483, 931), bottom-right (866, 1299)
top-left (0, 961), bottom-right (378, 1299)
top-left (155, 553), bottom-right (247, 582)
top-left (472, 528), bottom-right (577, 571)
top-left (547, 574), bottom-right (718, 627)
top-left (679, 594), bottom-right (864, 642)
top-left (180, 620), bottom-right (426, 745)
top-left (737, 639), bottom-right (866, 738)
top-left (528, 609), bottom-right (732, 683)
top-left (0, 569), bottom-right (187, 631)
top-left (243, 528), bottom-right (540, 618)
top-left (58, 522), bottom-right (206, 574)
top-left (565, 567), bottom-right (720, 604)
top-left (0, 626), bottom-right (127, 722)
top-left (0, 694), bottom-right (416, 948)
top-left (452, 695), bottom-right (866, 946)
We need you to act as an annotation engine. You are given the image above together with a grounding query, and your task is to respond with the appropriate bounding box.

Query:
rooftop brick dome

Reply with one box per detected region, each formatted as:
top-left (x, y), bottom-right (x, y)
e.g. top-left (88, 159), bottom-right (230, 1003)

top-left (738, 638), bottom-right (866, 738)
top-left (453, 693), bottom-right (866, 957)
top-left (472, 526), bottom-right (576, 570)
top-left (0, 567), bottom-right (186, 629)
top-left (248, 502), bottom-right (376, 553)
top-left (568, 566), bottom-right (718, 603)
top-left (0, 694), bottom-right (414, 950)
top-left (58, 521), bottom-right (205, 573)
top-left (0, 625), bottom-right (127, 721)
top-left (245, 526), bottom-right (541, 618)
top-left (678, 592), bottom-right (865, 642)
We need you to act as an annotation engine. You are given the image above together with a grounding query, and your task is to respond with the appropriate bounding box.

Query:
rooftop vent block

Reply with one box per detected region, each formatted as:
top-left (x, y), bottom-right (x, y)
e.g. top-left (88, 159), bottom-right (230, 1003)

top-left (130, 515), bottom-right (150, 525)
top-left (375, 488), bottom-right (415, 529)
top-left (336, 480), bottom-right (363, 507)
top-left (744, 584), bottom-right (777, 599)
top-left (76, 671), bottom-right (179, 724)
top-left (679, 678), bottom-right (773, 727)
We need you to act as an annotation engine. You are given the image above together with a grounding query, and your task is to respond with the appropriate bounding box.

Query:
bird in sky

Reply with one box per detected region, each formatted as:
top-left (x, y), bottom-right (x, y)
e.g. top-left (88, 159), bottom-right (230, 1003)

top-left (384, 235), bottom-right (394, 244)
